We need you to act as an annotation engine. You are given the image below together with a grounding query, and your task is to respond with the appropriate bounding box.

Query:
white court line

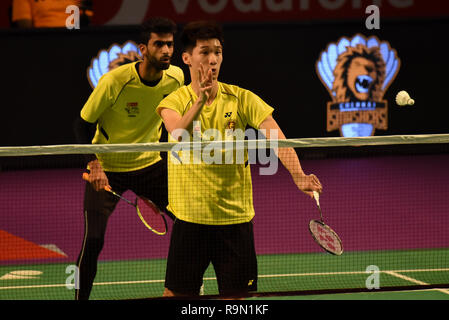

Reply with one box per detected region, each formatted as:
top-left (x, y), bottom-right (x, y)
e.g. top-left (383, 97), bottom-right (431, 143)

top-left (1, 268), bottom-right (449, 291)
top-left (257, 268), bottom-right (449, 278)
top-left (0, 279), bottom-right (164, 290)
top-left (384, 271), bottom-right (449, 295)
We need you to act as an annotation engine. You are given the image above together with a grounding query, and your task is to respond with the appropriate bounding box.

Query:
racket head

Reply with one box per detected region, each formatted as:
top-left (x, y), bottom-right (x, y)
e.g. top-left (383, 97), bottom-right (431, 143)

top-left (308, 219), bottom-right (343, 255)
top-left (136, 197), bottom-right (168, 236)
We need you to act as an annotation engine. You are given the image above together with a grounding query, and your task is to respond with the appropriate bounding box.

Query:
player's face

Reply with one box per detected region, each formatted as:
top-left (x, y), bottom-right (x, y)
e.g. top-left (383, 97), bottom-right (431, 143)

top-left (185, 39), bottom-right (223, 81)
top-left (141, 32), bottom-right (174, 70)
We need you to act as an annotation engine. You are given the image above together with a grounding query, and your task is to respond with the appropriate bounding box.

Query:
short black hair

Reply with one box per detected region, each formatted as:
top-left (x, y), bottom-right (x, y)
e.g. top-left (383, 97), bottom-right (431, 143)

top-left (180, 21), bottom-right (224, 52)
top-left (140, 17), bottom-right (177, 44)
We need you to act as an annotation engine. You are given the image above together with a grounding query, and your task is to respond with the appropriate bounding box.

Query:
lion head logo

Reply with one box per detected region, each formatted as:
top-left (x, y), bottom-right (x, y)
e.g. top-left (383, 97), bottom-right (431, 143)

top-left (333, 44), bottom-right (386, 102)
top-left (316, 34), bottom-right (400, 137)
top-left (87, 41), bottom-right (142, 89)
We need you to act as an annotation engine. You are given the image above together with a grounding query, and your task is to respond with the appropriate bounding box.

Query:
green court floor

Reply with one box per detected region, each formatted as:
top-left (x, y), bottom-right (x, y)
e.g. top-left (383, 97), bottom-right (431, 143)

top-left (1, 248), bottom-right (448, 300)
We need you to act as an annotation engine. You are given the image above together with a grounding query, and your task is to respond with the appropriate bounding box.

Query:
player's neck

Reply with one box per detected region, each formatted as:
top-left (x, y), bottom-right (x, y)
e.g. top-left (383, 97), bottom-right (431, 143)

top-left (138, 60), bottom-right (163, 83)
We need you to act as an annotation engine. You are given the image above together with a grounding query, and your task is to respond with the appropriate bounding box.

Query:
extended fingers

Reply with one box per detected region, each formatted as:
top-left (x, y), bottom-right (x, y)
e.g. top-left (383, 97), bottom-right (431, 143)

top-left (198, 69), bottom-right (202, 85)
top-left (199, 63), bottom-right (213, 87)
top-left (199, 63), bottom-right (207, 84)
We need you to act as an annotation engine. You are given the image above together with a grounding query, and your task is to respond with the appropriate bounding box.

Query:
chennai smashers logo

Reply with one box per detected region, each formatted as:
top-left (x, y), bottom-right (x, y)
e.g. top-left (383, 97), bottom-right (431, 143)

top-left (316, 34), bottom-right (400, 137)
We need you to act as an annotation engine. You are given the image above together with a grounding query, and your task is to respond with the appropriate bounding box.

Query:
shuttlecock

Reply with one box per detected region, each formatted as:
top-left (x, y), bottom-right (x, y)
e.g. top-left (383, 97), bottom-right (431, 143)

top-left (396, 90), bottom-right (415, 106)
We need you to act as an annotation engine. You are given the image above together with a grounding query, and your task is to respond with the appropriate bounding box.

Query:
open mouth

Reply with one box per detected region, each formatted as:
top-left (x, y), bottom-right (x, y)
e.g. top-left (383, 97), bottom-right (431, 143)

top-left (355, 75), bottom-right (373, 93)
top-left (209, 68), bottom-right (218, 79)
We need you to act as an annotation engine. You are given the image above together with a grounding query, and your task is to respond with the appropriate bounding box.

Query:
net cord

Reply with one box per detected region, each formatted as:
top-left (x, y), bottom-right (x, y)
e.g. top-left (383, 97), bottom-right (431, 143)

top-left (1, 134), bottom-right (448, 157)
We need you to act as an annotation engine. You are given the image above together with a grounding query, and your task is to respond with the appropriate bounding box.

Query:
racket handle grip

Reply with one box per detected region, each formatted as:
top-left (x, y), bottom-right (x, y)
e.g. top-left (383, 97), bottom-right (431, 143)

top-left (313, 191), bottom-right (320, 206)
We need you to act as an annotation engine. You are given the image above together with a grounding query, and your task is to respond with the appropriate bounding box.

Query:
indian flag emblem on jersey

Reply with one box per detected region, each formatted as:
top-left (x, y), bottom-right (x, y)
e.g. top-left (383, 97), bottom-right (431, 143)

top-left (125, 102), bottom-right (139, 117)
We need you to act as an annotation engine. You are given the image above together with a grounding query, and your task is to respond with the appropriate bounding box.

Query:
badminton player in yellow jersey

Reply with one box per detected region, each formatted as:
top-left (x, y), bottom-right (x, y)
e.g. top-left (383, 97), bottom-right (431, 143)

top-left (156, 21), bottom-right (322, 297)
top-left (73, 17), bottom-right (184, 300)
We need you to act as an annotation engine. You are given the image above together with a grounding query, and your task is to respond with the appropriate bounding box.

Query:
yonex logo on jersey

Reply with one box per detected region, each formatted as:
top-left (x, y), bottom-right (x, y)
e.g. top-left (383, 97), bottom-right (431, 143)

top-left (125, 102), bottom-right (139, 117)
top-left (224, 112), bottom-right (232, 118)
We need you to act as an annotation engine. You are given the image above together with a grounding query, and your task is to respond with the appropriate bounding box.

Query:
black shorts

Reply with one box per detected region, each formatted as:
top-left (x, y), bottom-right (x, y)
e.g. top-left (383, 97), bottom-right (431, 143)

top-left (165, 219), bottom-right (258, 296)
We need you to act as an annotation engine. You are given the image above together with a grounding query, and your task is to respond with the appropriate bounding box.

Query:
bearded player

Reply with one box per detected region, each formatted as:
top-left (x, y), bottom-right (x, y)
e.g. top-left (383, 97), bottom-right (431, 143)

top-left (73, 17), bottom-right (184, 300)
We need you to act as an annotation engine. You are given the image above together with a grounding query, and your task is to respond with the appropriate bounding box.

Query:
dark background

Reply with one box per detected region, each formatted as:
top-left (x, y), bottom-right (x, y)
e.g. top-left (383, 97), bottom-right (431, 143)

top-left (1, 17), bottom-right (448, 147)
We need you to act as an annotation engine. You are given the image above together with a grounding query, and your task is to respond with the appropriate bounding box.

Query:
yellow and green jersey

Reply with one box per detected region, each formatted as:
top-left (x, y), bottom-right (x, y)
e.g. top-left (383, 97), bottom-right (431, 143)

top-left (81, 61), bottom-right (184, 172)
top-left (156, 82), bottom-right (273, 225)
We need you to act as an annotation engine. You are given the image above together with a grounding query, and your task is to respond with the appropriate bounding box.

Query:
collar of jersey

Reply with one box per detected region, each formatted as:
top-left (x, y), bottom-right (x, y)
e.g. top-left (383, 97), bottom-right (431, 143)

top-left (132, 61), bottom-right (165, 88)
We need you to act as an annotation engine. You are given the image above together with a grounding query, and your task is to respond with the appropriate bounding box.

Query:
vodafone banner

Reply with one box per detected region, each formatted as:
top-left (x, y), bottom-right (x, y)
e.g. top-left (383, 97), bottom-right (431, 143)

top-left (1, 0), bottom-right (447, 28)
top-left (91, 0), bottom-right (449, 25)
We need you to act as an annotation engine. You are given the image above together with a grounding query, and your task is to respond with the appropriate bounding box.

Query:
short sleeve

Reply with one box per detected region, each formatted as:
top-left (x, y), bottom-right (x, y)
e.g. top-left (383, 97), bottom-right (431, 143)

top-left (239, 89), bottom-right (274, 129)
top-left (166, 65), bottom-right (185, 87)
top-left (156, 89), bottom-right (185, 117)
top-left (80, 74), bottom-right (116, 123)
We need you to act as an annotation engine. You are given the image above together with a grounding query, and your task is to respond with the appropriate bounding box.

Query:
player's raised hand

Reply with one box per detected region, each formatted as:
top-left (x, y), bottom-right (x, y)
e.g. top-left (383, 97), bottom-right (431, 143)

top-left (198, 63), bottom-right (213, 104)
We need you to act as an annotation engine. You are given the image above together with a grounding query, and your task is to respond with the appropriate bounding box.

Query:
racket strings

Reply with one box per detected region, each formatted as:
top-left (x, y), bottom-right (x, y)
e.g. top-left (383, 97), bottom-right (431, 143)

top-left (309, 220), bottom-right (343, 255)
top-left (137, 198), bottom-right (167, 235)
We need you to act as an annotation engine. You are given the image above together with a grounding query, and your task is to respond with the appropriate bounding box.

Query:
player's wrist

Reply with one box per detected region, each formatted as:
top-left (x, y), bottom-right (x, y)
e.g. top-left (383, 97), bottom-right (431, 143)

top-left (197, 93), bottom-right (207, 105)
top-left (293, 171), bottom-right (306, 178)
top-left (88, 160), bottom-right (103, 170)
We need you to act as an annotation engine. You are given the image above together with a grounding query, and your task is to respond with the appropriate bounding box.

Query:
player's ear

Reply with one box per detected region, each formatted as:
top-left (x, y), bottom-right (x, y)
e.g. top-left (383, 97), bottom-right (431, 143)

top-left (138, 43), bottom-right (147, 56)
top-left (182, 52), bottom-right (191, 67)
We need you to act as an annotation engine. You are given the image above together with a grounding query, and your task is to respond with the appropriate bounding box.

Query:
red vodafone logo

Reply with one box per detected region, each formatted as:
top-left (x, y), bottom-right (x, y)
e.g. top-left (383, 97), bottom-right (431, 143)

top-left (90, 0), bottom-right (446, 25)
top-left (92, 0), bottom-right (151, 25)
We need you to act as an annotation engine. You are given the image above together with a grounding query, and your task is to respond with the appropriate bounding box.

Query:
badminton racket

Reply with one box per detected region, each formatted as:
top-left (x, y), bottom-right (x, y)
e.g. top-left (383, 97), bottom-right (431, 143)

top-left (82, 173), bottom-right (167, 235)
top-left (308, 191), bottom-right (343, 255)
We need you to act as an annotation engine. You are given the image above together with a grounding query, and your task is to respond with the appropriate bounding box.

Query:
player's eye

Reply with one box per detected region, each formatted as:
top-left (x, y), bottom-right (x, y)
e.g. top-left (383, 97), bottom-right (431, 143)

top-left (155, 41), bottom-right (172, 48)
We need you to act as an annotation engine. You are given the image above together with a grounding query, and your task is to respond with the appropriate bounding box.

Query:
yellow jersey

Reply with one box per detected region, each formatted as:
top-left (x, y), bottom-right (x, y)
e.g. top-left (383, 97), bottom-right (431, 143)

top-left (156, 82), bottom-right (273, 225)
top-left (81, 61), bottom-right (184, 172)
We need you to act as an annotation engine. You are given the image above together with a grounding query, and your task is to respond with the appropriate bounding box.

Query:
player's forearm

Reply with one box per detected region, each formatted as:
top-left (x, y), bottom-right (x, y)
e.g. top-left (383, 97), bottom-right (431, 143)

top-left (259, 116), bottom-right (306, 179)
top-left (170, 98), bottom-right (206, 141)
top-left (278, 147), bottom-right (305, 177)
top-left (87, 159), bottom-right (102, 170)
